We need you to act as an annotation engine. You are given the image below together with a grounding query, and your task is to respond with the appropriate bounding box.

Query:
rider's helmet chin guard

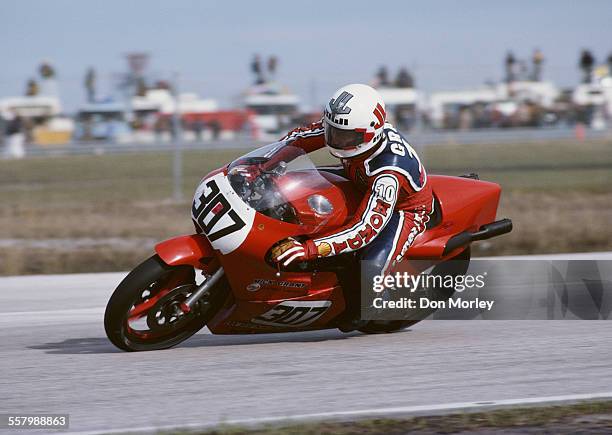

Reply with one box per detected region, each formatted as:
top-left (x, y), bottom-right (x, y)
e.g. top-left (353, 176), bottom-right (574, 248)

top-left (323, 83), bottom-right (386, 159)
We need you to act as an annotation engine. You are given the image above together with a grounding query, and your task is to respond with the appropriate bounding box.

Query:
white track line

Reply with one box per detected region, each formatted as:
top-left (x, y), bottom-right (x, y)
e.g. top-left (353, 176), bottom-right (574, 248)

top-left (76, 391), bottom-right (612, 434)
top-left (0, 308), bottom-right (104, 317)
top-left (479, 251), bottom-right (612, 260)
top-left (0, 308), bottom-right (105, 326)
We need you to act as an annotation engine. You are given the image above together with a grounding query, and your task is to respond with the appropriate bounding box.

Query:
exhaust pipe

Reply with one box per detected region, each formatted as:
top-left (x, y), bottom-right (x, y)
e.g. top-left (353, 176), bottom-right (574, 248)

top-left (443, 218), bottom-right (513, 256)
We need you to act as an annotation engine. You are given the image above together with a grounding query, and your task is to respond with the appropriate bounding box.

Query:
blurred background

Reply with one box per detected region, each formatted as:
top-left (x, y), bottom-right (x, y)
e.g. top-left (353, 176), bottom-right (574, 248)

top-left (1, 0), bottom-right (611, 275)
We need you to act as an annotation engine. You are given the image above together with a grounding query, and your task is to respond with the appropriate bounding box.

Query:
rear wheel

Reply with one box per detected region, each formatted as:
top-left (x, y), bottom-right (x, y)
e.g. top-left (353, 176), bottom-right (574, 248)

top-left (358, 248), bottom-right (471, 334)
top-left (104, 255), bottom-right (227, 351)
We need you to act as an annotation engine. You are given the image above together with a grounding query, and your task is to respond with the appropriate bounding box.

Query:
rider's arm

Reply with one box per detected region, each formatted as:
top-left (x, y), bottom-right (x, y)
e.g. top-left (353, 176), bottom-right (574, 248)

top-left (280, 120), bottom-right (326, 153)
top-left (256, 120), bottom-right (326, 174)
top-left (304, 172), bottom-right (400, 257)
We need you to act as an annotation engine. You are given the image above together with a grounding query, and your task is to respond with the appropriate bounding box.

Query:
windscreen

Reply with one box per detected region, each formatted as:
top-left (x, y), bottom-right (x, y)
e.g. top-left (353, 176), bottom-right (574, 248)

top-left (227, 141), bottom-right (335, 227)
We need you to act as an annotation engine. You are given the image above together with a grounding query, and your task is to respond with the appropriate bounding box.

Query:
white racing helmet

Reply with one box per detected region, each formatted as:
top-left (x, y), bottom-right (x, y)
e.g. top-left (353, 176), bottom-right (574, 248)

top-left (323, 83), bottom-right (386, 158)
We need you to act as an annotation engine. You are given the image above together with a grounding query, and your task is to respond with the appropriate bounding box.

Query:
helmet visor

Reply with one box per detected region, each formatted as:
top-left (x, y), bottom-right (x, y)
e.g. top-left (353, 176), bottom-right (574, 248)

top-left (324, 122), bottom-right (364, 151)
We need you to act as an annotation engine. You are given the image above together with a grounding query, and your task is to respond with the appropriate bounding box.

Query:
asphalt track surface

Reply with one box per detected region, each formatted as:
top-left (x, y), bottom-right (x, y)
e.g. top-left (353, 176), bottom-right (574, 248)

top-left (1, 252), bottom-right (612, 434)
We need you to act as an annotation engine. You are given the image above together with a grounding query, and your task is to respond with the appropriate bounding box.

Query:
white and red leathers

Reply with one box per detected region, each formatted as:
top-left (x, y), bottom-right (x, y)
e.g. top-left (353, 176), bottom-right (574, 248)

top-left (280, 119), bottom-right (433, 275)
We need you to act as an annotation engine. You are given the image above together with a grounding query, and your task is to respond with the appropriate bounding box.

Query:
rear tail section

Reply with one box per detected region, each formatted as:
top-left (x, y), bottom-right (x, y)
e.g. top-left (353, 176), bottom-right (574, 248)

top-left (409, 175), bottom-right (511, 258)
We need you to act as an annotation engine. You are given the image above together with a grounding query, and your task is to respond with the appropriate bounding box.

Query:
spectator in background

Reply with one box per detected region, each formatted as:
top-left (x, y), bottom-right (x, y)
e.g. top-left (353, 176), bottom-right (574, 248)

top-left (518, 60), bottom-right (528, 81)
top-left (375, 66), bottom-right (390, 86)
top-left (531, 49), bottom-right (544, 81)
top-left (25, 79), bottom-right (39, 96)
top-left (267, 56), bottom-right (278, 81)
top-left (209, 120), bottom-right (221, 140)
top-left (505, 51), bottom-right (516, 83)
top-left (251, 54), bottom-right (264, 85)
top-left (580, 50), bottom-right (595, 83)
top-left (84, 67), bottom-right (96, 103)
top-left (4, 110), bottom-right (25, 159)
top-left (193, 119), bottom-right (205, 142)
top-left (607, 52), bottom-right (612, 75)
top-left (135, 77), bottom-right (147, 97)
top-left (154, 117), bottom-right (166, 142)
top-left (38, 60), bottom-right (59, 96)
top-left (458, 106), bottom-right (473, 130)
top-left (395, 67), bottom-right (414, 88)
top-left (39, 61), bottom-right (55, 79)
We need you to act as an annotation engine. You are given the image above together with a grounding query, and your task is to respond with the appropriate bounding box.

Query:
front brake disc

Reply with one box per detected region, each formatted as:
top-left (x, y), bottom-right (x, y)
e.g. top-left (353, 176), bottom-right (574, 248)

top-left (146, 284), bottom-right (197, 332)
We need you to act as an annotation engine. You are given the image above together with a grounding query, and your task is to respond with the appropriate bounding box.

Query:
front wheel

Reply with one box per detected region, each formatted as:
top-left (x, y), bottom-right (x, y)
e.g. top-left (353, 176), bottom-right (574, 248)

top-left (104, 255), bottom-right (227, 351)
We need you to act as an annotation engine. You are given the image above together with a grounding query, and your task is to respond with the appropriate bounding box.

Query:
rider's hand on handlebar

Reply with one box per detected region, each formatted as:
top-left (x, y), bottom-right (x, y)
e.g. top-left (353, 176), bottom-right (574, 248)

top-left (234, 165), bottom-right (262, 182)
top-left (271, 237), bottom-right (317, 266)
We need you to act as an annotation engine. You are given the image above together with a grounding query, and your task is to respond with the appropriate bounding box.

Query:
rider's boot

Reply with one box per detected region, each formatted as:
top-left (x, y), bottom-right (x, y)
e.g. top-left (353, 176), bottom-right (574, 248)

top-left (336, 258), bottom-right (369, 333)
top-left (337, 287), bottom-right (367, 333)
top-left (338, 317), bottom-right (368, 333)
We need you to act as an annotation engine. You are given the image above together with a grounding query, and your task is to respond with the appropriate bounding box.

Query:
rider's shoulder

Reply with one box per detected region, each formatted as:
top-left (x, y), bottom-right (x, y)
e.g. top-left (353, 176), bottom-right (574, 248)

top-left (382, 122), bottom-right (411, 146)
top-left (369, 124), bottom-right (417, 162)
top-left (364, 123), bottom-right (426, 190)
top-left (382, 122), bottom-right (398, 134)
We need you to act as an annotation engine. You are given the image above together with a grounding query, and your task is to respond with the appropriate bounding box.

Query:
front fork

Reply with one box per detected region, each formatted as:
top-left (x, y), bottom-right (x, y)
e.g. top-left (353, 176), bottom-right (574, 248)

top-left (154, 234), bottom-right (224, 314)
top-left (179, 268), bottom-right (225, 314)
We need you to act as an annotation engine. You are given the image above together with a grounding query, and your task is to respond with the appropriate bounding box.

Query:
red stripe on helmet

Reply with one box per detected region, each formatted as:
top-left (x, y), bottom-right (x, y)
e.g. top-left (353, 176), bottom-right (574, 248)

top-left (373, 103), bottom-right (385, 129)
top-left (356, 127), bottom-right (374, 143)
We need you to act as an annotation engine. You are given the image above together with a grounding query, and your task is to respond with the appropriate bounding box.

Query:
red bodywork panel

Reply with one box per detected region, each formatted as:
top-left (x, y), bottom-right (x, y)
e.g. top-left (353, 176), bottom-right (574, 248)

top-left (409, 175), bottom-right (501, 259)
top-left (155, 235), bottom-right (218, 273)
top-left (273, 170), bottom-right (358, 230)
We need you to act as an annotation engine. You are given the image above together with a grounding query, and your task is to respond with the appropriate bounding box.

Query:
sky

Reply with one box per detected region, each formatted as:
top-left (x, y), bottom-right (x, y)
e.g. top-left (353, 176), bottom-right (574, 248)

top-left (1, 0), bottom-right (611, 112)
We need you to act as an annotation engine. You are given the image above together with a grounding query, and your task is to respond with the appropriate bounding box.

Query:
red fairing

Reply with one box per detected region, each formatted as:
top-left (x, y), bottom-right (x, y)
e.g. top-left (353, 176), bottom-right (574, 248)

top-left (408, 175), bottom-right (501, 259)
top-left (273, 170), bottom-right (359, 230)
top-left (155, 235), bottom-right (217, 271)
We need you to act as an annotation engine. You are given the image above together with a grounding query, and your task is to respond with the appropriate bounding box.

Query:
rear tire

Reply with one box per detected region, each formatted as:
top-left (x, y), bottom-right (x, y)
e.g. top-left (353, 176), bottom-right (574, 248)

top-left (357, 319), bottom-right (420, 334)
top-left (358, 248), bottom-right (471, 334)
top-left (104, 255), bottom-right (227, 351)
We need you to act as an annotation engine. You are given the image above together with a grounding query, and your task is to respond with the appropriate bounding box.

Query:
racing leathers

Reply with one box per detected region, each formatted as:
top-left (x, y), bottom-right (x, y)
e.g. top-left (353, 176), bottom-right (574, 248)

top-left (278, 120), bottom-right (433, 278)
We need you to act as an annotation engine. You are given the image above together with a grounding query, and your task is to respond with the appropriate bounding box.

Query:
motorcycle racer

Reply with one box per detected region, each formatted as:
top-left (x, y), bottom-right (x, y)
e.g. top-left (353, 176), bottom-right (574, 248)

top-left (270, 84), bottom-right (433, 330)
top-left (106, 84), bottom-right (511, 349)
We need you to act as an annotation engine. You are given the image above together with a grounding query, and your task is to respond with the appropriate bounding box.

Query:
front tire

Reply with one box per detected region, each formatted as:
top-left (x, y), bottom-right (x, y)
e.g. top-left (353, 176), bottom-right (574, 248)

top-left (104, 255), bottom-right (226, 351)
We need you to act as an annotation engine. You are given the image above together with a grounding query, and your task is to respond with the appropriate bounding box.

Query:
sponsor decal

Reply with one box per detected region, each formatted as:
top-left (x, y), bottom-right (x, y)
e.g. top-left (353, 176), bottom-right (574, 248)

top-left (329, 91), bottom-right (353, 115)
top-left (224, 320), bottom-right (271, 330)
top-left (246, 282), bottom-right (262, 292)
top-left (328, 198), bottom-right (391, 254)
top-left (315, 174), bottom-right (397, 256)
top-left (318, 242), bottom-right (332, 257)
top-left (247, 278), bottom-right (308, 291)
top-left (252, 301), bottom-right (331, 327)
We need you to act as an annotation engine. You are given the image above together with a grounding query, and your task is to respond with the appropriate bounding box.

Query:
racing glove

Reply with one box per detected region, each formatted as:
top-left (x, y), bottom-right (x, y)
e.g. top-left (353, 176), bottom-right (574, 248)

top-left (271, 237), bottom-right (318, 266)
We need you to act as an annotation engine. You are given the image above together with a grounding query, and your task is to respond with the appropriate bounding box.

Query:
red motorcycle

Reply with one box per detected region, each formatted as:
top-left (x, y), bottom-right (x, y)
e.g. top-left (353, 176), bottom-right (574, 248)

top-left (104, 141), bottom-right (512, 351)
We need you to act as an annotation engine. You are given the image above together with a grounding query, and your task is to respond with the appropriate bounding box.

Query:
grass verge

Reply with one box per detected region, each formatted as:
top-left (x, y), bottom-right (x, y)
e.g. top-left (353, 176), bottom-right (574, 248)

top-left (161, 400), bottom-right (612, 434)
top-left (1, 139), bottom-right (611, 275)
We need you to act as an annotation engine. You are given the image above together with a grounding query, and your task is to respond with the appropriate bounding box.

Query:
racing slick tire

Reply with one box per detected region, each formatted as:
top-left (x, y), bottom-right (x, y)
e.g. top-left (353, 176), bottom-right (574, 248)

top-left (104, 255), bottom-right (227, 351)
